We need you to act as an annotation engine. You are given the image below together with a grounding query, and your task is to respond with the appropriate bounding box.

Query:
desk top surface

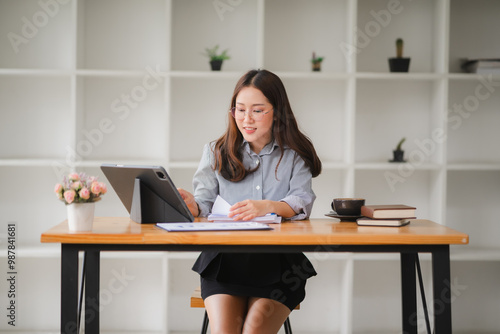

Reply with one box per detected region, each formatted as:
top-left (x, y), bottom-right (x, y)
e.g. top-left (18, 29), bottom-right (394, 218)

top-left (40, 218), bottom-right (469, 246)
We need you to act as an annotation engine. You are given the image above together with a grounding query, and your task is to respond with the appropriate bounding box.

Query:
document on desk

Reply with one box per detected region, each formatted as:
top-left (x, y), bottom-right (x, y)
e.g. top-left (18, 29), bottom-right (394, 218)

top-left (156, 222), bottom-right (273, 232)
top-left (207, 195), bottom-right (282, 223)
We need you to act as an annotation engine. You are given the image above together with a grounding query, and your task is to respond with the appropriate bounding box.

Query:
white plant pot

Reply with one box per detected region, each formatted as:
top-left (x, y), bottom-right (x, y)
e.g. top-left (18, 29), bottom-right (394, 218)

top-left (67, 202), bottom-right (95, 232)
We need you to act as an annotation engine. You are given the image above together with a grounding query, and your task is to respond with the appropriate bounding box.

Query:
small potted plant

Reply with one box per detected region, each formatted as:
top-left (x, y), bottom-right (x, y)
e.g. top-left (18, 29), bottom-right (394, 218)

top-left (54, 172), bottom-right (107, 231)
top-left (203, 45), bottom-right (230, 71)
top-left (390, 137), bottom-right (406, 162)
top-left (311, 52), bottom-right (324, 71)
top-left (388, 38), bottom-right (410, 72)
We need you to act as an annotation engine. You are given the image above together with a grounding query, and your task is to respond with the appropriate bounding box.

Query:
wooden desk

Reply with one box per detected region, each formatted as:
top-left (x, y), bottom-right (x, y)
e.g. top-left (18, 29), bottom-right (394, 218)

top-left (41, 218), bottom-right (468, 334)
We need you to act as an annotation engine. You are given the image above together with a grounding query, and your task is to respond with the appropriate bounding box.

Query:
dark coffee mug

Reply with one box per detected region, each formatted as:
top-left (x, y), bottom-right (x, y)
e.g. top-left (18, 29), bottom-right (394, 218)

top-left (332, 198), bottom-right (365, 216)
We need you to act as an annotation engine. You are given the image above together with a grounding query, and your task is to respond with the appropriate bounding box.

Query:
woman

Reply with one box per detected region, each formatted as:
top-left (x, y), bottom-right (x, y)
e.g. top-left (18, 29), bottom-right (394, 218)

top-left (178, 69), bottom-right (322, 334)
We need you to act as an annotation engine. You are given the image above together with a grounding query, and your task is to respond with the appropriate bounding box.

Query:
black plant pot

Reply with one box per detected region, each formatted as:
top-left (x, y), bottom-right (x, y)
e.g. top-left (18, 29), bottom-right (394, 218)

top-left (210, 60), bottom-right (223, 71)
top-left (391, 149), bottom-right (405, 162)
top-left (388, 58), bottom-right (411, 72)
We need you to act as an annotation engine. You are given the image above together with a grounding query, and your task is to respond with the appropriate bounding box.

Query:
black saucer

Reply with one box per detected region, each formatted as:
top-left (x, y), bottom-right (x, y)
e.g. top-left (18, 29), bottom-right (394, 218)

top-left (325, 211), bottom-right (363, 222)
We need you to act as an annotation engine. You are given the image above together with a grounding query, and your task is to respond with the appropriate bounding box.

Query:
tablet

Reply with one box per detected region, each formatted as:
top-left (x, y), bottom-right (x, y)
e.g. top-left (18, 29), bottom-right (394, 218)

top-left (101, 164), bottom-right (194, 223)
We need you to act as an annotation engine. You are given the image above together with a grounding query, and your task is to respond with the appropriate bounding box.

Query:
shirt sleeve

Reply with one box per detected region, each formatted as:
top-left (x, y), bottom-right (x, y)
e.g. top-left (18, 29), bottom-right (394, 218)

top-left (192, 143), bottom-right (219, 217)
top-left (280, 153), bottom-right (316, 220)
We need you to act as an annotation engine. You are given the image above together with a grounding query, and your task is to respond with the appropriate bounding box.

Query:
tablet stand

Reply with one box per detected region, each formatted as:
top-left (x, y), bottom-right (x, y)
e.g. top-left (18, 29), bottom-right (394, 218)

top-left (130, 178), bottom-right (191, 223)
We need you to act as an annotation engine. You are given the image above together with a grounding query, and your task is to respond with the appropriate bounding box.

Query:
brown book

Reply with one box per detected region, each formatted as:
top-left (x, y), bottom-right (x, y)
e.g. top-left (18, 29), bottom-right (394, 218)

top-left (361, 205), bottom-right (416, 219)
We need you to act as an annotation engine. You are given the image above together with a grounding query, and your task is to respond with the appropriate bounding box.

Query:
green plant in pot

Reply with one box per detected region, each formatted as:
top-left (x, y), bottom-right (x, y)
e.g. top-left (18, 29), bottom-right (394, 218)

top-left (388, 38), bottom-right (410, 72)
top-left (203, 45), bottom-right (230, 71)
top-left (391, 137), bottom-right (406, 162)
top-left (311, 52), bottom-right (324, 71)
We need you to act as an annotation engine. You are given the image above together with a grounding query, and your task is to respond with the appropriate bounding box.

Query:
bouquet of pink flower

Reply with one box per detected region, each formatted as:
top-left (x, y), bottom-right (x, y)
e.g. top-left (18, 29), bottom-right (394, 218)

top-left (54, 172), bottom-right (107, 204)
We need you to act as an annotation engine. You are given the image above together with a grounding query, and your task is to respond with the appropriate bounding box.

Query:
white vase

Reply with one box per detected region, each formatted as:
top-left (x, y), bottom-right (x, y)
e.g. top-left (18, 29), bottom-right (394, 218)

top-left (67, 202), bottom-right (95, 232)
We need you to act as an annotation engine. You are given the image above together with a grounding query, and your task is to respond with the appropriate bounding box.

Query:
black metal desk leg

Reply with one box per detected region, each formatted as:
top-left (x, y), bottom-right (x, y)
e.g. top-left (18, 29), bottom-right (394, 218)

top-left (84, 250), bottom-right (100, 334)
top-left (61, 245), bottom-right (79, 334)
top-left (401, 252), bottom-right (417, 334)
top-left (432, 245), bottom-right (452, 334)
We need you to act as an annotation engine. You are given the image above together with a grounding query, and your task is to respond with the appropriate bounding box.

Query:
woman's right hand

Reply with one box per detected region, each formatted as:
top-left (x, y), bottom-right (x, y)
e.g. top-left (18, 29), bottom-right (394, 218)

top-left (177, 188), bottom-right (199, 217)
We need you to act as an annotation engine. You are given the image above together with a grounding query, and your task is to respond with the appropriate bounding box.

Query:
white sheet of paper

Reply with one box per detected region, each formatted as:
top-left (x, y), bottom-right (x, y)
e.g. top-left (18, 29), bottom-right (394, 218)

top-left (211, 195), bottom-right (232, 215)
top-left (208, 195), bottom-right (282, 223)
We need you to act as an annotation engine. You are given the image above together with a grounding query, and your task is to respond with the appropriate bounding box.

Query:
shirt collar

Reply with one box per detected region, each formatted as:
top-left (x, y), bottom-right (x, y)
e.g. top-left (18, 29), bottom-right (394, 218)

top-left (241, 138), bottom-right (279, 156)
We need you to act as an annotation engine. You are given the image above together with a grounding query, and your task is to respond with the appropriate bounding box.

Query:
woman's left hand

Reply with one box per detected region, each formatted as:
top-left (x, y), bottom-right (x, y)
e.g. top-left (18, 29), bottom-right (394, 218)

top-left (177, 188), bottom-right (199, 217)
top-left (228, 200), bottom-right (269, 221)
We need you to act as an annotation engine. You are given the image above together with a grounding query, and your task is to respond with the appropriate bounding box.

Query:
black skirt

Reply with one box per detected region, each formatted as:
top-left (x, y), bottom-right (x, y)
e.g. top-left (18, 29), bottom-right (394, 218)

top-left (192, 251), bottom-right (317, 311)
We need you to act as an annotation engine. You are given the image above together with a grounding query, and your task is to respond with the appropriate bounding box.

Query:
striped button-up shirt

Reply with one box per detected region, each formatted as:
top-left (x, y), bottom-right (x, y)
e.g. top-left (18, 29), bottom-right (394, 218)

top-left (193, 140), bottom-right (316, 220)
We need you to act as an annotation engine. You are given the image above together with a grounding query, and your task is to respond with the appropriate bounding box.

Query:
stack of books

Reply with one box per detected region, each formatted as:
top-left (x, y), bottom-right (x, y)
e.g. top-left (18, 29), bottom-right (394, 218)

top-left (356, 205), bottom-right (416, 227)
top-left (461, 58), bottom-right (500, 74)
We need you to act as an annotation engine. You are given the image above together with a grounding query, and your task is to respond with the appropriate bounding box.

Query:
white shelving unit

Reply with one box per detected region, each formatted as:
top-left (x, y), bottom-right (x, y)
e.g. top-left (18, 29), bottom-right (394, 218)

top-left (1, 0), bottom-right (499, 333)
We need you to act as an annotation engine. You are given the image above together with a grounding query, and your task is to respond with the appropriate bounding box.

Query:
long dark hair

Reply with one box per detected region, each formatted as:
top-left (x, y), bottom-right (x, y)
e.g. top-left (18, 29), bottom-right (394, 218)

top-left (213, 69), bottom-right (322, 181)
